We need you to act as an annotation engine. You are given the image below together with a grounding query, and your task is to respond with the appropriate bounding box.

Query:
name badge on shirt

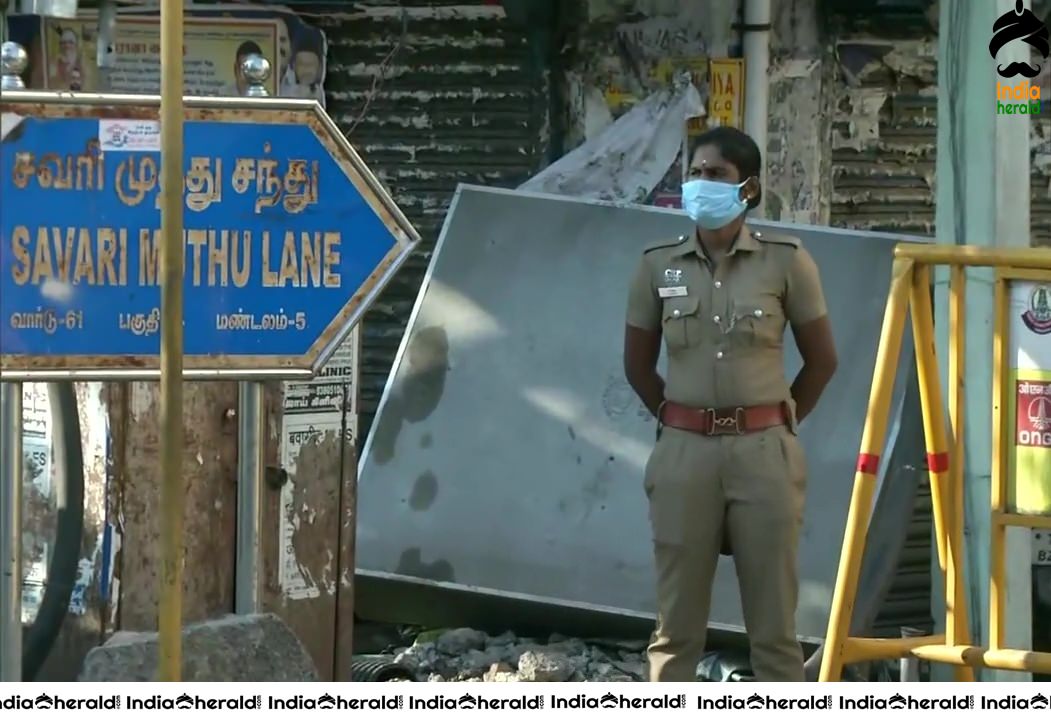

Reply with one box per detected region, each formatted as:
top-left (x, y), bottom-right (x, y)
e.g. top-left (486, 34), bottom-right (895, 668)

top-left (658, 286), bottom-right (688, 298)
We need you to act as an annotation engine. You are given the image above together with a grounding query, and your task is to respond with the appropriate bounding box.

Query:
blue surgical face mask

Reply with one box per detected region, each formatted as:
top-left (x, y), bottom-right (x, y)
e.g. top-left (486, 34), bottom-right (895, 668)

top-left (681, 178), bottom-right (748, 230)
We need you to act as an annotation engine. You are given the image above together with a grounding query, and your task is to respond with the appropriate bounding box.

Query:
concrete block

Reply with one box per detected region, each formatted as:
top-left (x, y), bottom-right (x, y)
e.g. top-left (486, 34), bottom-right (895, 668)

top-left (79, 613), bottom-right (319, 681)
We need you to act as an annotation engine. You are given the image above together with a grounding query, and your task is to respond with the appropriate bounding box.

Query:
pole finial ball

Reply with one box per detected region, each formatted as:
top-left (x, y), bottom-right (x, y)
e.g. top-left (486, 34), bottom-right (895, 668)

top-left (0, 42), bottom-right (29, 77)
top-left (242, 54), bottom-right (271, 84)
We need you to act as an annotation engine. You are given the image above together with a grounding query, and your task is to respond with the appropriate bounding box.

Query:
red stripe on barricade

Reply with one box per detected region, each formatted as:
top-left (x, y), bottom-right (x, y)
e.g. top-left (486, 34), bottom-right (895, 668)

top-left (856, 453), bottom-right (880, 475)
top-left (927, 452), bottom-right (950, 473)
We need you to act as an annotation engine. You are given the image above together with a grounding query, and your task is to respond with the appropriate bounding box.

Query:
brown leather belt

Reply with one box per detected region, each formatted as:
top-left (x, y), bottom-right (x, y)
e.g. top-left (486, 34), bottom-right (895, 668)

top-left (659, 400), bottom-right (788, 436)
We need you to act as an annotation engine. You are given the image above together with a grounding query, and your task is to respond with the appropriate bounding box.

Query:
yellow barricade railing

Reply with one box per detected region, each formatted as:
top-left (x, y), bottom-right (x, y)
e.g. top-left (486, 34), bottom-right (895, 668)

top-left (819, 244), bottom-right (1051, 682)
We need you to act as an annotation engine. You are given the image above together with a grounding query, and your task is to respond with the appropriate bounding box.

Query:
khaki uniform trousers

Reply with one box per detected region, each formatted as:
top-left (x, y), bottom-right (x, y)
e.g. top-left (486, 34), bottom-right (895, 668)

top-left (643, 424), bottom-right (807, 682)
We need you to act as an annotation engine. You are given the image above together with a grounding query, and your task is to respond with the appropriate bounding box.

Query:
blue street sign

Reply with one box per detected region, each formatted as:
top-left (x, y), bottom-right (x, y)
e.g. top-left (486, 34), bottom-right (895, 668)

top-left (0, 95), bottom-right (418, 379)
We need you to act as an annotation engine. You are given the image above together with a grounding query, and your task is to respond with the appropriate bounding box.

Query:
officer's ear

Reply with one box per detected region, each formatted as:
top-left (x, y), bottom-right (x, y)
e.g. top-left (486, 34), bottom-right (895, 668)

top-left (739, 176), bottom-right (760, 202)
top-left (740, 176), bottom-right (761, 210)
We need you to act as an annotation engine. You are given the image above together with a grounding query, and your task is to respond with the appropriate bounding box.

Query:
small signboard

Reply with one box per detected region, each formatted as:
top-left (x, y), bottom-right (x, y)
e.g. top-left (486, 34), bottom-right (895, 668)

top-left (708, 58), bottom-right (744, 129)
top-left (1006, 276), bottom-right (1051, 517)
top-left (0, 94), bottom-right (419, 379)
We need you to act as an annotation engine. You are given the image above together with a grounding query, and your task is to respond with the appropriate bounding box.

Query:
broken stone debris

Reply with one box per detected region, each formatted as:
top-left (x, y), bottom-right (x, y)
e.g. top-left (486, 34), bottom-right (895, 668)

top-left (79, 613), bottom-right (319, 681)
top-left (393, 629), bottom-right (645, 682)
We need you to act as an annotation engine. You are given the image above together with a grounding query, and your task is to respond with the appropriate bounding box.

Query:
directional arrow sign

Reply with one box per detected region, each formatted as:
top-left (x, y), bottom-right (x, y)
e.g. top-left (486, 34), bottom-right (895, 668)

top-left (0, 94), bottom-right (419, 380)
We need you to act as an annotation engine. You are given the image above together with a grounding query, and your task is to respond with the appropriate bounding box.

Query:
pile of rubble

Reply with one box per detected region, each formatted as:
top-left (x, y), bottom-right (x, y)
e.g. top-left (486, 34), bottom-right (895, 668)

top-left (392, 628), bottom-right (647, 682)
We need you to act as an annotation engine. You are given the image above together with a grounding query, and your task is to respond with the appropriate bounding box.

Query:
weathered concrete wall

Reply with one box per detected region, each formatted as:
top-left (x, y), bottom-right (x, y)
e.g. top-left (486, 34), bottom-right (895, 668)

top-left (261, 420), bottom-right (356, 681)
top-left (767, 0), bottom-right (830, 224)
top-left (110, 382), bottom-right (240, 630)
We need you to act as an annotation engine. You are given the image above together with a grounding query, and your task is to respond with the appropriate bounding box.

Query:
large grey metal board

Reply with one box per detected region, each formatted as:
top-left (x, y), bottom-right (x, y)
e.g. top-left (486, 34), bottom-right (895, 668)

top-left (357, 184), bottom-right (926, 643)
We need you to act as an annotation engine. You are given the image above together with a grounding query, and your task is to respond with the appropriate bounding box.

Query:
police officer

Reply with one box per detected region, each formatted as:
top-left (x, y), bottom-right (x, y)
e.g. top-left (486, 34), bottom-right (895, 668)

top-left (623, 126), bottom-right (838, 682)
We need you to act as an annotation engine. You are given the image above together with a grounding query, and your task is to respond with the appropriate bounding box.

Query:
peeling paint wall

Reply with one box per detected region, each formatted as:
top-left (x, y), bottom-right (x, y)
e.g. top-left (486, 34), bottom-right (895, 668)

top-left (767, 0), bottom-right (829, 224)
top-left (111, 382), bottom-right (239, 631)
top-left (560, 0), bottom-right (828, 223)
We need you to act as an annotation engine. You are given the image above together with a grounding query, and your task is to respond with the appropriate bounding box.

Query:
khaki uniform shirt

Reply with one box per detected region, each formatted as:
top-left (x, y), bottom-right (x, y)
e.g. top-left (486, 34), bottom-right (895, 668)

top-left (626, 224), bottom-right (827, 410)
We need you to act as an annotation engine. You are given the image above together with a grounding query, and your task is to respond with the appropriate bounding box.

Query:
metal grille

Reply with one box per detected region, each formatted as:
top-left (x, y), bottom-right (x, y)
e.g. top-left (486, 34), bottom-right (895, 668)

top-left (304, 1), bottom-right (548, 441)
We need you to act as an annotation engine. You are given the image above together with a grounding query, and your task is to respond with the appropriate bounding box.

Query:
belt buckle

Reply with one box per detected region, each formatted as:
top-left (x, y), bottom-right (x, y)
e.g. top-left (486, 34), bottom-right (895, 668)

top-left (707, 407), bottom-right (745, 436)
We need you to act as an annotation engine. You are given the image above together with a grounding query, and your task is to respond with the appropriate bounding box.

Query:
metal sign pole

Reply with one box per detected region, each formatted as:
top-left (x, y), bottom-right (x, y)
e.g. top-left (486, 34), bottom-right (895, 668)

top-left (0, 41), bottom-right (27, 685)
top-left (235, 381), bottom-right (263, 614)
top-left (233, 56), bottom-right (272, 616)
top-left (0, 383), bottom-right (23, 682)
top-left (157, 0), bottom-right (185, 682)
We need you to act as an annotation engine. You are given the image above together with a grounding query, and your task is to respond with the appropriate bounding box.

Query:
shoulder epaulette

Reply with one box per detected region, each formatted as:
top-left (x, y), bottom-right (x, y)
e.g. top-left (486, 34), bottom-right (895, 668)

top-left (643, 235), bottom-right (690, 254)
top-left (752, 231), bottom-right (800, 248)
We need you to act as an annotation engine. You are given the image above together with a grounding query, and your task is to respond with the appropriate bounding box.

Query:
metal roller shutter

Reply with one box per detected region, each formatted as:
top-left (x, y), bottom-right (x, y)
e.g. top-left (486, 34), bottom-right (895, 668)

top-left (306, 1), bottom-right (549, 442)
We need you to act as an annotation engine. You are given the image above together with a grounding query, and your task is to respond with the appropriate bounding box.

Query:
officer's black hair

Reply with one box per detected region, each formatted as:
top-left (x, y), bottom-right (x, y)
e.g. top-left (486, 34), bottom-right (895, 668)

top-left (235, 40), bottom-right (263, 61)
top-left (689, 126), bottom-right (763, 211)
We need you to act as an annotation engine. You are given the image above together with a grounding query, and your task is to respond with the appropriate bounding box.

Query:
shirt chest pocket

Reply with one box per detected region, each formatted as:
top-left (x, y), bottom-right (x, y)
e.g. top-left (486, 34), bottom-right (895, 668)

top-left (731, 294), bottom-right (786, 347)
top-left (661, 295), bottom-right (701, 351)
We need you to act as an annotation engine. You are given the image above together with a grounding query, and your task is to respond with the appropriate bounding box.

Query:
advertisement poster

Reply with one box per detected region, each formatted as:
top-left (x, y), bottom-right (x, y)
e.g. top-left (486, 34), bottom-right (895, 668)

top-left (1007, 279), bottom-right (1051, 518)
top-left (645, 58), bottom-right (745, 208)
top-left (708, 58), bottom-right (745, 129)
top-left (9, 4), bottom-right (328, 104)
top-left (277, 327), bottom-right (359, 600)
top-left (41, 14), bottom-right (280, 96)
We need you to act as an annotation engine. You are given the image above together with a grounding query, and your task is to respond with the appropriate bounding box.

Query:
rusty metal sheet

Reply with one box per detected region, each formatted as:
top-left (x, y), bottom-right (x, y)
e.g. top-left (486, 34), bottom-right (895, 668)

top-left (355, 184), bottom-right (928, 643)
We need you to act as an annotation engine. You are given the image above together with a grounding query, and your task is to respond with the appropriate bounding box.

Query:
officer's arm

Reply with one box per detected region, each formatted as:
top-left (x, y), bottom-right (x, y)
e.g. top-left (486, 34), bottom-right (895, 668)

top-left (784, 248), bottom-right (838, 423)
top-left (624, 257), bottom-right (665, 417)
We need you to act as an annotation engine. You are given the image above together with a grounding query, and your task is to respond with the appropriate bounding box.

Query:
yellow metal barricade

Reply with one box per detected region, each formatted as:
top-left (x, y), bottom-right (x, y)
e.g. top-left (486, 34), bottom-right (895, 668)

top-left (819, 244), bottom-right (1051, 682)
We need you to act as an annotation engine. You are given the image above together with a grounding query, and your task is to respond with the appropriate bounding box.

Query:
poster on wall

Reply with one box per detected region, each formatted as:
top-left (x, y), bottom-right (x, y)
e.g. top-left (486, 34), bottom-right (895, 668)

top-left (1006, 279), bottom-right (1051, 527)
top-left (601, 14), bottom-right (710, 115)
top-left (646, 57), bottom-right (745, 209)
top-left (7, 3), bottom-right (328, 104)
top-left (21, 383), bottom-right (52, 623)
top-left (707, 58), bottom-right (745, 129)
top-left (277, 327), bottom-right (359, 601)
top-left (40, 15), bottom-right (280, 96)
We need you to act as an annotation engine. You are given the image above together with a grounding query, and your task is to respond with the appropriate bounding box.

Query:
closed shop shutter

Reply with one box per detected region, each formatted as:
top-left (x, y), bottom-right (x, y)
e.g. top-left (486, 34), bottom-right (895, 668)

top-left (830, 41), bottom-right (937, 234)
top-left (307, 1), bottom-right (548, 441)
top-left (828, 11), bottom-right (937, 641)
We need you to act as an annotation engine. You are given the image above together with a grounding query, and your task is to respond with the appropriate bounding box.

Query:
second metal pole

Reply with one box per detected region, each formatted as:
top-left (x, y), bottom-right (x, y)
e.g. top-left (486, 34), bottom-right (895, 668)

top-left (157, 0), bottom-right (186, 683)
top-left (232, 54), bottom-right (270, 618)
top-left (0, 383), bottom-right (23, 682)
top-left (235, 381), bottom-right (263, 614)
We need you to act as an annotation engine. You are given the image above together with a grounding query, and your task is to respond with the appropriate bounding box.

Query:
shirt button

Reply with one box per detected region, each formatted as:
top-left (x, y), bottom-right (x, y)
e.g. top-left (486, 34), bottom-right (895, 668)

top-left (672, 309), bottom-right (681, 318)
top-left (713, 315), bottom-right (721, 323)
top-left (716, 351), bottom-right (724, 359)
top-left (753, 309), bottom-right (763, 318)
top-left (714, 281), bottom-right (722, 289)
